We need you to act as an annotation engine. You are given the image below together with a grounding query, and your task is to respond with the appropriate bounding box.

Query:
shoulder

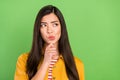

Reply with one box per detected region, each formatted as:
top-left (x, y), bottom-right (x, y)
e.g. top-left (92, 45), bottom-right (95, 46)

top-left (14, 53), bottom-right (29, 79)
top-left (74, 56), bottom-right (84, 68)
top-left (18, 53), bottom-right (29, 59)
top-left (74, 56), bottom-right (83, 64)
top-left (74, 56), bottom-right (85, 80)
top-left (16, 53), bottom-right (29, 65)
top-left (18, 53), bottom-right (29, 60)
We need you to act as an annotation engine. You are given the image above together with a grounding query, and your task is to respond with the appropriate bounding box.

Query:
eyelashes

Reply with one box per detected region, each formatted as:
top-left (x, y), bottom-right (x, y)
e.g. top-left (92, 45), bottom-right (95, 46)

top-left (53, 23), bottom-right (59, 27)
top-left (40, 23), bottom-right (47, 27)
top-left (40, 23), bottom-right (59, 27)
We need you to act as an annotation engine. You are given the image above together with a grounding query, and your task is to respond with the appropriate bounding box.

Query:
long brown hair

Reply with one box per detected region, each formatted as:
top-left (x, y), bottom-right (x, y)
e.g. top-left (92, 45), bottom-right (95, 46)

top-left (26, 5), bottom-right (80, 80)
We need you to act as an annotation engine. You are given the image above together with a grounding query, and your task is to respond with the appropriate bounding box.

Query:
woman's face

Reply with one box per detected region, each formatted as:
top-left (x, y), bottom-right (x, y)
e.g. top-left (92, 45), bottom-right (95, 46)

top-left (40, 13), bottom-right (61, 45)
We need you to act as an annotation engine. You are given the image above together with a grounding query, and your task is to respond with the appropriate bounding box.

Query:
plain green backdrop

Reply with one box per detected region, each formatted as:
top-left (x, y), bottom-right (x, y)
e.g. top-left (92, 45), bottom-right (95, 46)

top-left (0, 0), bottom-right (120, 80)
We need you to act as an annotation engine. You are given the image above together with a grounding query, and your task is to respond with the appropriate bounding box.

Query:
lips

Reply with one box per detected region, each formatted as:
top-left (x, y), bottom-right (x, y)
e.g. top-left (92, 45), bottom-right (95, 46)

top-left (48, 36), bottom-right (55, 40)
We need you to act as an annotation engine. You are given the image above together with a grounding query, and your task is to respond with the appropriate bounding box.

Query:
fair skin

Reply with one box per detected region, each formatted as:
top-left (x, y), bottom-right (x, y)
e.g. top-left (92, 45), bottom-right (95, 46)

top-left (31, 13), bottom-right (61, 80)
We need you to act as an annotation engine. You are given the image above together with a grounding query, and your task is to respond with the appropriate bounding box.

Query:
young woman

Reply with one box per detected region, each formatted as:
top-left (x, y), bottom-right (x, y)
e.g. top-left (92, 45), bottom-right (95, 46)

top-left (14, 5), bottom-right (84, 80)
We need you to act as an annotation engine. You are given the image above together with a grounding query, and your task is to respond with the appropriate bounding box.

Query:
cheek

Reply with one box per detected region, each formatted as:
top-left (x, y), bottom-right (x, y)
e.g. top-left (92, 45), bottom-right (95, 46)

top-left (40, 29), bottom-right (46, 39)
top-left (57, 27), bottom-right (61, 38)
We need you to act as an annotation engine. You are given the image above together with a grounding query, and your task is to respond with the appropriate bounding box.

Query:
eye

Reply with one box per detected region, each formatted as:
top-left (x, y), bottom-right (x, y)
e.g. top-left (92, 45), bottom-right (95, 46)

top-left (53, 23), bottom-right (59, 27)
top-left (40, 23), bottom-right (47, 27)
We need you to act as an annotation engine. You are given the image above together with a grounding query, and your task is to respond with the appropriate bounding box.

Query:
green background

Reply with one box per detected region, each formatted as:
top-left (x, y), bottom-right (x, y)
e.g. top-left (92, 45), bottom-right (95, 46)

top-left (0, 0), bottom-right (120, 80)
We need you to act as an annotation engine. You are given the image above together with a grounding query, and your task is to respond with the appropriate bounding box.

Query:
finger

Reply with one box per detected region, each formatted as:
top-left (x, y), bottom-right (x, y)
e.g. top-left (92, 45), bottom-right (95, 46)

top-left (47, 51), bottom-right (57, 54)
top-left (51, 55), bottom-right (59, 60)
top-left (47, 48), bottom-right (56, 51)
top-left (46, 43), bottom-right (54, 50)
top-left (49, 43), bottom-right (55, 48)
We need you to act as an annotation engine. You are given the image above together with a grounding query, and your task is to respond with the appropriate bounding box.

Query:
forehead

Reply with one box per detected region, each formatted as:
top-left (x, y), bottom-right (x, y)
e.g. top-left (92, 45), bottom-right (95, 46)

top-left (41, 13), bottom-right (60, 22)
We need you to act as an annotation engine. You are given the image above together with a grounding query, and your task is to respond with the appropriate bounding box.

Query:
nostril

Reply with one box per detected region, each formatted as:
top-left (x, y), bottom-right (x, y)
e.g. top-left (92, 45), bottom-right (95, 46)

top-left (47, 27), bottom-right (53, 33)
top-left (47, 29), bottom-right (52, 33)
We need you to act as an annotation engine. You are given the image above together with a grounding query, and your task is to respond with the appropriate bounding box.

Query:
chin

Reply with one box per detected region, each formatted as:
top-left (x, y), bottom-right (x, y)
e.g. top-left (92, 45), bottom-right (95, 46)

top-left (47, 41), bottom-right (57, 44)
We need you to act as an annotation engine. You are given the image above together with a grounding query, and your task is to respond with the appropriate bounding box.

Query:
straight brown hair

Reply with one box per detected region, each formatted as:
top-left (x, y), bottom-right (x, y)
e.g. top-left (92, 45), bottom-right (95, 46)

top-left (26, 5), bottom-right (80, 80)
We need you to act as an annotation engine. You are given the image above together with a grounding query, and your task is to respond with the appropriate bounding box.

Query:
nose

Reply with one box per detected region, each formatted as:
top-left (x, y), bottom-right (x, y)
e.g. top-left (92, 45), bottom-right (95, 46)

top-left (47, 26), bottom-right (53, 33)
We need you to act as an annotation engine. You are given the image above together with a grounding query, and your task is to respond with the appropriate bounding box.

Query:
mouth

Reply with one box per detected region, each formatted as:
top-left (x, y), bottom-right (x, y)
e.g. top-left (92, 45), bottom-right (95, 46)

top-left (48, 36), bottom-right (55, 40)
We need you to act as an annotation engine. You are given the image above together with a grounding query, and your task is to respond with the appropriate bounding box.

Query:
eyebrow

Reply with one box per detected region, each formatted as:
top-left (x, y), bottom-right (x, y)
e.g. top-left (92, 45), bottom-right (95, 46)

top-left (51, 21), bottom-right (59, 23)
top-left (41, 21), bottom-right (59, 24)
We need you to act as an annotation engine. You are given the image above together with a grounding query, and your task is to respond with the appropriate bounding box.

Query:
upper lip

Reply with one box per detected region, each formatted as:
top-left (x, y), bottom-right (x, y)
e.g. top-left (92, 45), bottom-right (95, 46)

top-left (48, 36), bottom-right (55, 39)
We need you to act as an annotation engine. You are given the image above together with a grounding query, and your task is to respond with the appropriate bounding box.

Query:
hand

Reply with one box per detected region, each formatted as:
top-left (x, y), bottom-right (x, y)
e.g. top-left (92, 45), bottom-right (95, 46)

top-left (43, 43), bottom-right (58, 65)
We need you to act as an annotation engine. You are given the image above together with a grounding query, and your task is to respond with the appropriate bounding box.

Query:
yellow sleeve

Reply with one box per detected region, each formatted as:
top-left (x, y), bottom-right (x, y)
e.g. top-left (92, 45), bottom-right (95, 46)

top-left (74, 57), bottom-right (85, 80)
top-left (14, 53), bottom-right (29, 80)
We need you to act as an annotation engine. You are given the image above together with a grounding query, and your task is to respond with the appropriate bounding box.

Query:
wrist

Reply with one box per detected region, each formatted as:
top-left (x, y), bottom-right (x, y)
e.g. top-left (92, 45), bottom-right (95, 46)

top-left (42, 60), bottom-right (50, 67)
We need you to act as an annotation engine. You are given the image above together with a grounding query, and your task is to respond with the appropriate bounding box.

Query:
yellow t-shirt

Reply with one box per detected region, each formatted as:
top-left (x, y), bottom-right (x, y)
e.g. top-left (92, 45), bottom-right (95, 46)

top-left (14, 53), bottom-right (84, 80)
